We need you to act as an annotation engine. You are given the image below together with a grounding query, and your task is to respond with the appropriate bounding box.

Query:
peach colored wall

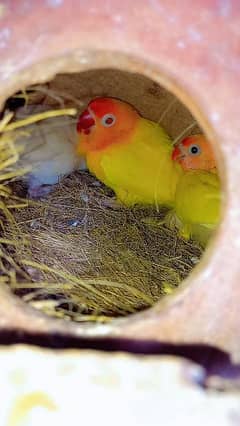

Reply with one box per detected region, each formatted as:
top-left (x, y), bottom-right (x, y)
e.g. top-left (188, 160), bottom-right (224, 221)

top-left (0, 0), bottom-right (239, 361)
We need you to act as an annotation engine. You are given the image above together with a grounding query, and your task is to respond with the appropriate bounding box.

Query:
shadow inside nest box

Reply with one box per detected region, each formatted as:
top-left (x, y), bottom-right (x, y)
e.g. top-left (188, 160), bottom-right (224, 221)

top-left (0, 330), bottom-right (240, 390)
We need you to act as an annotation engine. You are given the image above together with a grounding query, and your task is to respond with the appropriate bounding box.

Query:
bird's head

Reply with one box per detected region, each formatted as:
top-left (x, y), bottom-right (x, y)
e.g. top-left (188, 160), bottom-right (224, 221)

top-left (172, 134), bottom-right (217, 171)
top-left (76, 97), bottom-right (139, 154)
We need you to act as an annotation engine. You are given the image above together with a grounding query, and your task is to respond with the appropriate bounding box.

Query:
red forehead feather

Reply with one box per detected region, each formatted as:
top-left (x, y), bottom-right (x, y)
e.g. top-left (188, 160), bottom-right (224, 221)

top-left (89, 97), bottom-right (117, 117)
top-left (181, 135), bottom-right (198, 146)
top-left (181, 134), bottom-right (206, 147)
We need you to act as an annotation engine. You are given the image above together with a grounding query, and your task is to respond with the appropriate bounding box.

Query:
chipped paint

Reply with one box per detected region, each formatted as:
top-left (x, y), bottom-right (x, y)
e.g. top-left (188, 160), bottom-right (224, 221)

top-left (201, 266), bottom-right (214, 280)
top-left (168, 15), bottom-right (177, 23)
top-left (46, 0), bottom-right (63, 8)
top-left (211, 112), bottom-right (220, 123)
top-left (149, 0), bottom-right (178, 23)
top-left (148, 0), bottom-right (164, 14)
top-left (177, 40), bottom-right (186, 49)
top-left (0, 28), bottom-right (11, 49)
top-left (218, 0), bottom-right (232, 17)
top-left (89, 7), bottom-right (98, 14)
top-left (112, 14), bottom-right (123, 23)
top-left (187, 27), bottom-right (203, 43)
top-left (233, 236), bottom-right (240, 248)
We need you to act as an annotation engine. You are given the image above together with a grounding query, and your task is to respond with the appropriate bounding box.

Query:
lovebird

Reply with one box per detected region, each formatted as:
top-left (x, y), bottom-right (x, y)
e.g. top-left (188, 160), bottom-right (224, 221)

top-left (171, 136), bottom-right (221, 245)
top-left (77, 97), bottom-right (183, 207)
top-left (14, 105), bottom-right (87, 198)
top-left (172, 134), bottom-right (217, 172)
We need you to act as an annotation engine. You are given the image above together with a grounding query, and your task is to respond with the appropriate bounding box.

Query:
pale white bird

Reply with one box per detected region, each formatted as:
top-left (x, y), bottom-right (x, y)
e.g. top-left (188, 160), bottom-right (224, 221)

top-left (14, 105), bottom-right (87, 198)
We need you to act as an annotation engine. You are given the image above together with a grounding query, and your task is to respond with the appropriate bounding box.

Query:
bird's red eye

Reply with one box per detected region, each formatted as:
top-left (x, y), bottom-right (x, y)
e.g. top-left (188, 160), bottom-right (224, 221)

top-left (106, 117), bottom-right (113, 125)
top-left (101, 113), bottom-right (116, 127)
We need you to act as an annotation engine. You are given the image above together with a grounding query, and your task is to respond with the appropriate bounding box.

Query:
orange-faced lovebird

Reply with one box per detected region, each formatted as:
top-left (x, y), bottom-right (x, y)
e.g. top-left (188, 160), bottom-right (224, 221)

top-left (76, 97), bottom-right (183, 207)
top-left (171, 134), bottom-right (220, 245)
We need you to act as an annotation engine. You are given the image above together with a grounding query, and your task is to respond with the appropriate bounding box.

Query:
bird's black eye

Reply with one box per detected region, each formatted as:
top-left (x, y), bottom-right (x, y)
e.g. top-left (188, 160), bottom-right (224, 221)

top-left (101, 113), bottom-right (116, 127)
top-left (189, 144), bottom-right (201, 155)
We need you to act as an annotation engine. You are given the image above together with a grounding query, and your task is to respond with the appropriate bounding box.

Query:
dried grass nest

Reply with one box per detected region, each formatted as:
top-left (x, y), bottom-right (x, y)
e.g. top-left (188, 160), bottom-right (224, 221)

top-left (0, 83), bottom-right (203, 323)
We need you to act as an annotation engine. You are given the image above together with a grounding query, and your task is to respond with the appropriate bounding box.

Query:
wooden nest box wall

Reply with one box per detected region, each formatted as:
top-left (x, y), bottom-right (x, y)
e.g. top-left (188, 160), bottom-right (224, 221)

top-left (0, 0), bottom-right (239, 365)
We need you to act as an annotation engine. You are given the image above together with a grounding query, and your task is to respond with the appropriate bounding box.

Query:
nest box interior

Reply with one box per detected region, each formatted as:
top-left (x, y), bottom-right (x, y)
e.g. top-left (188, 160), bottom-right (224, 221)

top-left (0, 68), bottom-right (220, 323)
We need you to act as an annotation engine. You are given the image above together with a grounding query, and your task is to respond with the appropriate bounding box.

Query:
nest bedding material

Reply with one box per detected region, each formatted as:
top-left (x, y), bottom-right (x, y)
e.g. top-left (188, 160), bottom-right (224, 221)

top-left (6, 171), bottom-right (203, 321)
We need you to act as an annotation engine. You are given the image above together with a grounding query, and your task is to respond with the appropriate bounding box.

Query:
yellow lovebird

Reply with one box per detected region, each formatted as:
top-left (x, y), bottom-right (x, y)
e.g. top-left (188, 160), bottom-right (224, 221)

top-left (171, 135), bottom-right (221, 246)
top-left (77, 97), bottom-right (183, 207)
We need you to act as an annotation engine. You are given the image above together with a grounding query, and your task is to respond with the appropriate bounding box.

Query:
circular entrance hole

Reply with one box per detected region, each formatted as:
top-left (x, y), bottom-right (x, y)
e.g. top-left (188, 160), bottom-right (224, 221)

top-left (0, 67), bottom-right (221, 324)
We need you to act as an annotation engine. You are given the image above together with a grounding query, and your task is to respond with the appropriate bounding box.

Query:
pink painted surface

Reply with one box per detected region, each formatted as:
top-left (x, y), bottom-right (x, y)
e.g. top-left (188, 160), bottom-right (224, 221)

top-left (0, 0), bottom-right (240, 359)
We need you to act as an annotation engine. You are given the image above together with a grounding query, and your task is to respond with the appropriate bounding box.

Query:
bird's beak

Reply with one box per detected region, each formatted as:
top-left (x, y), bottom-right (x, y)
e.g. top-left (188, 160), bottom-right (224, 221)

top-left (172, 146), bottom-right (182, 161)
top-left (77, 108), bottom-right (95, 134)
